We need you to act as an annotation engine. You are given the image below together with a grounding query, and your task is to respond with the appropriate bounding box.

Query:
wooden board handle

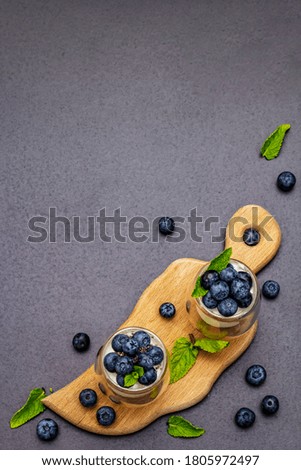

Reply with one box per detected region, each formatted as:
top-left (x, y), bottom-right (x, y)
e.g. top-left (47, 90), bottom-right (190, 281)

top-left (225, 205), bottom-right (281, 273)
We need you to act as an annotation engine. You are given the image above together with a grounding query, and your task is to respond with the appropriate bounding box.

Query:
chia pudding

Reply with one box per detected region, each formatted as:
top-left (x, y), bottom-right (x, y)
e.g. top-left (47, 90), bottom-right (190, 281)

top-left (95, 327), bottom-right (169, 405)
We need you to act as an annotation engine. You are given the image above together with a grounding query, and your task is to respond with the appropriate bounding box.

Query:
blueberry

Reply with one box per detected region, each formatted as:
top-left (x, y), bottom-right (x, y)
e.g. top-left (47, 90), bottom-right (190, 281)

top-left (277, 171), bottom-right (296, 192)
top-left (243, 228), bottom-right (260, 246)
top-left (202, 291), bottom-right (218, 309)
top-left (237, 294), bottom-right (253, 308)
top-left (210, 280), bottom-right (230, 301)
top-left (111, 334), bottom-right (128, 352)
top-left (261, 395), bottom-right (279, 415)
top-left (116, 374), bottom-right (125, 387)
top-left (72, 332), bottom-right (90, 352)
top-left (115, 356), bottom-right (134, 375)
top-left (132, 330), bottom-right (151, 348)
top-left (159, 302), bottom-right (176, 319)
top-left (138, 367), bottom-right (157, 385)
top-left (246, 364), bottom-right (267, 386)
top-left (79, 389), bottom-right (97, 407)
top-left (219, 265), bottom-right (237, 283)
top-left (122, 338), bottom-right (140, 356)
top-left (36, 418), bottom-right (59, 441)
top-left (230, 278), bottom-right (250, 301)
top-left (148, 346), bottom-right (164, 365)
top-left (104, 352), bottom-right (119, 372)
top-left (137, 353), bottom-right (154, 370)
top-left (237, 271), bottom-right (252, 287)
top-left (217, 298), bottom-right (238, 317)
top-left (158, 217), bottom-right (175, 235)
top-left (235, 408), bottom-right (256, 428)
top-left (201, 270), bottom-right (219, 290)
top-left (96, 406), bottom-right (116, 426)
top-left (262, 280), bottom-right (280, 299)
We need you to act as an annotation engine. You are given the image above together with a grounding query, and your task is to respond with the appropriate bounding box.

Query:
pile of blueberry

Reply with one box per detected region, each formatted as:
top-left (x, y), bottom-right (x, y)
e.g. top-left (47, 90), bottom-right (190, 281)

top-left (201, 264), bottom-right (253, 317)
top-left (104, 330), bottom-right (164, 387)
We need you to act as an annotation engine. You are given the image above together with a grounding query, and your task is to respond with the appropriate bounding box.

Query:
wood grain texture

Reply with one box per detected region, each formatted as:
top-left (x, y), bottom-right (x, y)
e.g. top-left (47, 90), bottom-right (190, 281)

top-left (43, 205), bottom-right (281, 435)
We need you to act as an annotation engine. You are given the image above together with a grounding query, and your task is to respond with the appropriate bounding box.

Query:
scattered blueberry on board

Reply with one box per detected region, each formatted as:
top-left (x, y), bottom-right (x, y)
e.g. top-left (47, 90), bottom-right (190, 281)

top-left (158, 217), bottom-right (175, 235)
top-left (245, 365), bottom-right (267, 386)
top-left (261, 395), bottom-right (279, 415)
top-left (262, 280), bottom-right (280, 299)
top-left (277, 171), bottom-right (296, 192)
top-left (96, 406), bottom-right (116, 426)
top-left (36, 418), bottom-right (59, 441)
top-left (79, 389), bottom-right (97, 408)
top-left (235, 408), bottom-right (256, 428)
top-left (159, 302), bottom-right (176, 319)
top-left (243, 228), bottom-right (260, 246)
top-left (72, 333), bottom-right (90, 352)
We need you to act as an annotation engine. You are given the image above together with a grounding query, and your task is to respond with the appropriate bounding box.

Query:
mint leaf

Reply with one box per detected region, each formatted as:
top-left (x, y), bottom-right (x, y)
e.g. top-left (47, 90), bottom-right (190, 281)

top-left (10, 388), bottom-right (47, 429)
top-left (133, 365), bottom-right (144, 378)
top-left (170, 338), bottom-right (199, 384)
top-left (207, 247), bottom-right (232, 272)
top-left (196, 320), bottom-right (228, 339)
top-left (191, 276), bottom-right (208, 298)
top-left (191, 248), bottom-right (232, 298)
top-left (124, 366), bottom-right (145, 387)
top-left (260, 124), bottom-right (291, 160)
top-left (167, 415), bottom-right (205, 438)
top-left (124, 374), bottom-right (138, 388)
top-left (194, 338), bottom-right (229, 353)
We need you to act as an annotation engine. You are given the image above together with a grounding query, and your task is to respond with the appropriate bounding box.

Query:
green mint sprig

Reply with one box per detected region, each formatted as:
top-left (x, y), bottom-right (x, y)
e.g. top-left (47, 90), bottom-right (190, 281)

top-left (167, 415), bottom-right (205, 438)
top-left (260, 124), bottom-right (291, 160)
top-left (192, 247), bottom-right (232, 298)
top-left (10, 388), bottom-right (47, 429)
top-left (124, 365), bottom-right (144, 387)
top-left (170, 336), bottom-right (229, 384)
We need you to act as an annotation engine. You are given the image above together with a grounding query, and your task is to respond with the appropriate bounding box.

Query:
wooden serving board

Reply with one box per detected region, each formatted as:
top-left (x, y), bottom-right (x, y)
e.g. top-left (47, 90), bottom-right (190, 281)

top-left (43, 205), bottom-right (281, 435)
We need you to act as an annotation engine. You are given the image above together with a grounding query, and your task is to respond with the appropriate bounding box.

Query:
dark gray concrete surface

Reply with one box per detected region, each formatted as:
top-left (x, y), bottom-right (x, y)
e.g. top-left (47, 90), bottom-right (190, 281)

top-left (1, 0), bottom-right (300, 450)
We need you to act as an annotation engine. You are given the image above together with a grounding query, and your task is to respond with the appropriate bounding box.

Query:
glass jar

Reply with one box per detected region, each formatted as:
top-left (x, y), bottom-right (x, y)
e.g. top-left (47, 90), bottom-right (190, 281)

top-left (186, 259), bottom-right (261, 339)
top-left (95, 327), bottom-right (169, 406)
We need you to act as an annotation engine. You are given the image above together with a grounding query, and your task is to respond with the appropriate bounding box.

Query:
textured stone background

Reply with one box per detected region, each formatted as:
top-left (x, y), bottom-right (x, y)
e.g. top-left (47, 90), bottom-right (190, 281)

top-left (1, 0), bottom-right (300, 450)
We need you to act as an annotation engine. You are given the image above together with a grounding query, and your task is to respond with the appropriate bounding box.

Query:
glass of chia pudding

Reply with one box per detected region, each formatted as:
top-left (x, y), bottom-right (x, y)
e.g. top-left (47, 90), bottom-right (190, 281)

top-left (187, 259), bottom-right (261, 339)
top-left (95, 327), bottom-right (169, 405)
